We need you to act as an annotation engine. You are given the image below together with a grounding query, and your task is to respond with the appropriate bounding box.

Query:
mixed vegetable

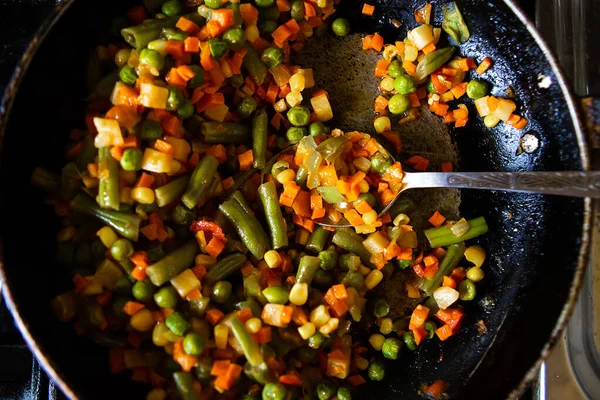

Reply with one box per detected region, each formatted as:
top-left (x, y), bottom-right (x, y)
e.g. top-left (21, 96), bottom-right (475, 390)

top-left (37, 0), bottom-right (496, 398)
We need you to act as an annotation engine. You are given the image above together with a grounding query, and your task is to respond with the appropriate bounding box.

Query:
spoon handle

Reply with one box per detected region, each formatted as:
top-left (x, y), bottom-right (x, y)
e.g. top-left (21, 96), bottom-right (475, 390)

top-left (402, 171), bottom-right (600, 198)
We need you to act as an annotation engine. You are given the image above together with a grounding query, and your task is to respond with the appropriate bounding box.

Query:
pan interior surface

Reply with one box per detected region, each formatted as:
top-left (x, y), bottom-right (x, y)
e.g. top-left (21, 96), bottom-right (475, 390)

top-left (0, 0), bottom-right (587, 399)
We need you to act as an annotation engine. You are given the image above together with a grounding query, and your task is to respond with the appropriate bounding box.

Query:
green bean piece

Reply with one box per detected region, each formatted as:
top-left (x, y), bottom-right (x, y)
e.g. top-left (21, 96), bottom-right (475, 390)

top-left (195, 357), bottom-right (214, 381)
top-left (208, 38), bottom-right (229, 59)
top-left (370, 153), bottom-right (393, 174)
top-left (306, 226), bottom-right (330, 253)
top-left (219, 197), bottom-right (270, 259)
top-left (76, 135), bottom-right (97, 172)
top-left (261, 46), bottom-right (284, 68)
top-left (317, 186), bottom-right (346, 204)
top-left (258, 182), bottom-right (289, 249)
top-left (313, 268), bottom-right (334, 288)
top-left (146, 241), bottom-right (199, 286)
top-left (424, 321), bottom-right (437, 339)
top-left (388, 94), bottom-right (410, 114)
top-left (120, 148), bottom-right (143, 172)
top-left (204, 252), bottom-right (248, 286)
top-left (415, 47), bottom-right (455, 80)
top-left (337, 387), bottom-right (352, 400)
top-left (309, 121), bottom-right (328, 137)
top-left (255, 0), bottom-right (274, 7)
top-left (466, 79), bottom-right (488, 99)
top-left (166, 312), bottom-right (189, 336)
top-left (426, 79), bottom-right (438, 93)
top-left (119, 66), bottom-right (137, 85)
top-left (332, 229), bottom-right (374, 268)
top-left (318, 249), bottom-right (338, 271)
top-left (339, 253), bottom-right (360, 271)
top-left (201, 122), bottom-right (251, 144)
top-left (331, 18), bottom-right (350, 36)
top-left (262, 286), bottom-right (290, 304)
top-left (166, 85), bottom-right (184, 111)
top-left (172, 372), bottom-right (197, 400)
top-left (374, 299), bottom-right (390, 318)
top-left (181, 155), bottom-right (218, 209)
top-left (204, 0), bottom-right (220, 9)
top-left (155, 175), bottom-right (189, 207)
top-left (110, 239), bottom-right (134, 261)
top-left (342, 270), bottom-right (363, 290)
top-left (139, 48), bottom-right (165, 70)
top-left (290, 0), bottom-right (305, 20)
top-left (154, 286), bottom-right (179, 308)
top-left (386, 60), bottom-right (403, 78)
top-left (224, 315), bottom-right (264, 366)
top-left (71, 194), bottom-right (141, 241)
top-left (189, 297), bottom-right (211, 317)
top-left (403, 331), bottom-right (418, 351)
top-left (295, 165), bottom-right (308, 187)
top-left (424, 217), bottom-right (488, 248)
top-left (263, 382), bottom-right (287, 400)
top-left (211, 281), bottom-right (233, 303)
top-left (162, 27), bottom-right (189, 41)
top-left (286, 127), bottom-right (307, 141)
top-left (183, 333), bottom-right (205, 355)
top-left (296, 255), bottom-right (321, 284)
top-left (308, 332), bottom-right (326, 349)
top-left (259, 4), bottom-right (280, 20)
top-left (177, 99), bottom-right (194, 119)
top-left (223, 27), bottom-right (247, 50)
top-left (442, 2), bottom-right (470, 44)
top-left (382, 337), bottom-right (402, 360)
top-left (316, 380), bottom-right (337, 400)
top-left (97, 147), bottom-right (120, 210)
top-left (183, 66), bottom-right (204, 89)
top-left (458, 278), bottom-right (477, 300)
top-left (252, 109), bottom-right (268, 168)
top-left (172, 203), bottom-right (197, 225)
top-left (91, 331), bottom-right (129, 349)
top-left (141, 119), bottom-right (163, 142)
top-left (238, 97), bottom-right (258, 119)
top-left (394, 74), bottom-right (416, 95)
top-left (368, 360), bottom-right (385, 381)
top-left (162, 0), bottom-right (183, 16)
top-left (121, 17), bottom-right (177, 50)
top-left (259, 20), bottom-right (278, 35)
top-left (231, 190), bottom-right (254, 214)
top-left (243, 43), bottom-right (268, 85)
top-left (31, 167), bottom-right (59, 193)
top-left (236, 298), bottom-right (263, 317)
top-left (421, 242), bottom-right (466, 295)
top-left (132, 280), bottom-right (156, 302)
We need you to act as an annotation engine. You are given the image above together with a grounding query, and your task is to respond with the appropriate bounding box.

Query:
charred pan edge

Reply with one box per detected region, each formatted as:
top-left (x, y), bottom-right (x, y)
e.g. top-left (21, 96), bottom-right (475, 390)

top-left (501, 0), bottom-right (592, 398)
top-left (0, 0), bottom-right (79, 399)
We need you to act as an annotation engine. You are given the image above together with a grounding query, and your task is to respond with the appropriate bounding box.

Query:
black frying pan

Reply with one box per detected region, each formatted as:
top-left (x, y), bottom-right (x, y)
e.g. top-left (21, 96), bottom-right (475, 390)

top-left (0, 0), bottom-right (590, 398)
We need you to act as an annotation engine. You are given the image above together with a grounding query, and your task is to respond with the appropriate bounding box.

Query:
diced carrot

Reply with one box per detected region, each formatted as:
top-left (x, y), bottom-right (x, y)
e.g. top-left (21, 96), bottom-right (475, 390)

top-left (414, 158), bottom-right (429, 171)
top-left (506, 113), bottom-right (521, 126)
top-left (176, 65), bottom-right (196, 82)
top-left (362, 3), bottom-right (375, 15)
top-left (110, 146), bottom-right (123, 162)
top-left (279, 181), bottom-right (301, 207)
top-left (348, 375), bottom-right (367, 386)
top-left (450, 267), bottom-right (466, 284)
top-left (454, 118), bottom-right (468, 128)
top-left (311, 207), bottom-right (326, 219)
top-left (221, 176), bottom-right (235, 190)
top-left (374, 95), bottom-right (388, 113)
top-left (412, 326), bottom-right (427, 346)
top-left (428, 210), bottom-right (446, 227)
top-left (443, 276), bottom-right (457, 289)
top-left (476, 57), bottom-right (493, 74)
top-left (513, 117), bottom-right (528, 130)
top-left (374, 60), bottom-right (390, 77)
top-left (344, 209), bottom-right (364, 226)
top-left (422, 42), bottom-right (436, 54)
top-left (165, 67), bottom-right (187, 89)
top-left (96, 291), bottom-right (112, 306)
top-left (140, 223), bottom-right (159, 241)
top-left (304, 2), bottom-right (316, 17)
top-left (368, 33), bottom-right (384, 51)
top-left (284, 19), bottom-right (300, 34)
top-left (292, 190), bottom-right (311, 218)
top-left (426, 380), bottom-right (449, 397)
top-left (165, 40), bottom-right (185, 58)
top-left (127, 5), bottom-right (147, 24)
top-left (457, 58), bottom-right (470, 71)
top-left (176, 17), bottom-right (200, 34)
top-left (238, 149), bottom-right (254, 171)
top-left (441, 162), bottom-right (453, 172)
top-left (184, 36), bottom-right (200, 53)
top-left (211, 360), bottom-right (232, 376)
top-left (265, 84), bottom-right (279, 104)
top-left (280, 373), bottom-right (303, 386)
top-left (331, 284), bottom-right (348, 300)
top-left (253, 326), bottom-right (273, 344)
top-left (453, 107), bottom-right (468, 120)
top-left (380, 188), bottom-right (396, 205)
top-left (206, 236), bottom-right (226, 258)
top-left (122, 301), bottom-right (145, 316)
top-left (403, 60), bottom-right (417, 75)
top-left (272, 24), bottom-right (293, 46)
top-left (443, 113), bottom-right (456, 124)
top-left (153, 139), bottom-right (174, 155)
top-left (408, 93), bottom-right (420, 108)
top-left (206, 309), bottom-right (225, 325)
top-left (191, 265), bottom-right (207, 281)
top-left (451, 82), bottom-right (468, 99)
top-left (200, 42), bottom-right (216, 71)
top-left (237, 308), bottom-right (254, 324)
top-left (109, 349), bottom-right (126, 374)
top-left (435, 103), bottom-right (449, 117)
top-left (436, 324), bottom-right (454, 341)
top-left (409, 304), bottom-right (430, 330)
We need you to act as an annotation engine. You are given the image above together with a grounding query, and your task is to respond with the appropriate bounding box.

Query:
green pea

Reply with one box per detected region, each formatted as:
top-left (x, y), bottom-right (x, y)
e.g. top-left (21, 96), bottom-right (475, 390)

top-left (261, 46), bottom-right (284, 68)
top-left (374, 299), bottom-right (390, 318)
top-left (262, 286), bottom-right (289, 304)
top-left (166, 86), bottom-right (184, 111)
top-left (424, 321), bottom-right (437, 339)
top-left (208, 38), bottom-right (229, 59)
top-left (110, 239), bottom-right (134, 261)
top-left (112, 297), bottom-right (131, 319)
top-left (162, 0), bottom-right (183, 16)
top-left (313, 268), bottom-right (334, 288)
top-left (139, 48), bottom-right (165, 70)
top-left (259, 5), bottom-right (280, 21)
top-left (386, 60), bottom-right (403, 78)
top-left (166, 312), bottom-right (189, 336)
top-left (147, 245), bottom-right (166, 262)
top-left (309, 121), bottom-right (328, 137)
top-left (458, 278), bottom-right (477, 301)
top-left (204, 0), bottom-right (220, 9)
top-left (308, 332), bottom-right (326, 349)
top-left (183, 333), bottom-right (205, 355)
top-left (195, 357), bottom-right (213, 381)
top-left (154, 286), bottom-right (179, 308)
top-left (388, 94), bottom-right (410, 114)
top-left (172, 203), bottom-right (196, 225)
top-left (230, 73), bottom-right (244, 88)
top-left (394, 74), bottom-right (416, 95)
top-left (342, 270), bottom-right (363, 290)
top-left (223, 28), bottom-right (247, 50)
top-left (141, 119), bottom-right (163, 142)
top-left (262, 382), bottom-right (287, 400)
top-left (337, 387), bottom-right (352, 400)
top-left (368, 360), bottom-right (385, 381)
top-left (119, 65), bottom-right (137, 85)
top-left (355, 192), bottom-right (377, 207)
top-left (120, 148), bottom-right (143, 171)
top-left (371, 153), bottom-right (393, 174)
top-left (187, 65), bottom-right (205, 88)
top-left (382, 337), bottom-right (402, 360)
top-left (339, 253), bottom-right (360, 271)
top-left (237, 97), bottom-right (257, 119)
top-left (177, 99), bottom-right (194, 119)
top-left (316, 381), bottom-right (337, 400)
top-left (396, 259), bottom-right (412, 269)
top-left (291, 0), bottom-right (305, 21)
top-left (255, 0), bottom-right (275, 8)
top-left (331, 18), bottom-right (350, 37)
top-left (286, 127), bottom-right (308, 141)
top-left (403, 331), bottom-right (417, 351)
top-left (318, 249), bottom-right (338, 271)
top-left (259, 20), bottom-right (278, 35)
top-left (212, 281), bottom-right (233, 303)
top-left (132, 280), bottom-right (156, 302)
top-left (287, 106), bottom-right (311, 126)
top-left (466, 79), bottom-right (488, 99)
top-left (115, 276), bottom-right (133, 295)
top-left (271, 160), bottom-right (289, 179)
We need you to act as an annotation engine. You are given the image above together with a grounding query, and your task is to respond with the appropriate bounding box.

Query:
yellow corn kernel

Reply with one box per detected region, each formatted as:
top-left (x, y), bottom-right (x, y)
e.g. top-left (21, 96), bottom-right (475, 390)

top-left (286, 91), bottom-right (303, 107)
top-left (195, 230), bottom-right (207, 253)
top-left (147, 388), bottom-right (167, 400)
top-left (57, 226), bottom-right (76, 242)
top-left (274, 98), bottom-right (288, 113)
top-left (319, 317), bottom-right (339, 336)
top-left (295, 228), bottom-right (310, 246)
top-left (466, 266), bottom-right (485, 282)
top-left (297, 322), bottom-right (316, 340)
top-left (166, 226), bottom-right (175, 239)
top-left (245, 318), bottom-right (262, 334)
top-left (362, 210), bottom-right (378, 225)
top-left (369, 333), bottom-right (385, 351)
top-left (310, 305), bottom-right (331, 328)
top-left (358, 179), bottom-right (370, 193)
top-left (82, 172), bottom-right (99, 189)
top-left (245, 24), bottom-right (260, 43)
top-left (404, 44), bottom-right (418, 61)
top-left (276, 169), bottom-right (296, 184)
top-left (264, 250), bottom-right (282, 269)
top-left (373, 116), bottom-right (391, 134)
top-left (379, 318), bottom-right (393, 334)
top-left (365, 269), bottom-right (383, 290)
top-left (380, 77), bottom-right (395, 92)
top-left (406, 283), bottom-right (421, 298)
top-left (359, 265), bottom-right (371, 276)
top-left (195, 254), bottom-right (217, 266)
top-left (214, 324), bottom-right (229, 349)
top-left (131, 187), bottom-right (156, 205)
top-left (289, 282), bottom-right (308, 306)
top-left (484, 114), bottom-right (500, 128)
top-left (355, 356), bottom-right (369, 370)
top-left (96, 226), bottom-right (118, 248)
top-left (465, 245), bottom-right (486, 267)
top-left (289, 73), bottom-right (306, 92)
top-left (220, 59), bottom-right (233, 78)
top-left (130, 309), bottom-right (155, 332)
top-left (152, 322), bottom-right (170, 347)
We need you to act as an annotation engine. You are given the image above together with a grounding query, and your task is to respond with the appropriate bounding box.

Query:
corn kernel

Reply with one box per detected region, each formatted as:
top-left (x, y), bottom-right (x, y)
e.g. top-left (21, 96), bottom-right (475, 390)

top-left (362, 210), bottom-right (378, 225)
top-left (82, 172), bottom-right (99, 188)
top-left (465, 245), bottom-right (486, 267)
top-left (245, 318), bottom-right (262, 334)
top-left (484, 114), bottom-right (500, 128)
top-left (214, 324), bottom-right (229, 349)
top-left (289, 282), bottom-right (308, 306)
top-left (147, 388), bottom-right (167, 400)
top-left (295, 229), bottom-right (310, 246)
top-left (57, 226), bottom-right (76, 242)
top-left (96, 226), bottom-right (118, 248)
top-left (379, 318), bottom-right (393, 334)
top-left (355, 356), bottom-right (369, 370)
top-left (298, 322), bottom-right (316, 340)
top-left (195, 254), bottom-right (217, 266)
top-left (358, 179), bottom-right (370, 193)
top-left (245, 25), bottom-right (260, 43)
top-left (319, 317), bottom-right (339, 336)
top-left (310, 305), bottom-right (331, 328)
top-left (466, 266), bottom-right (485, 282)
top-left (373, 116), bottom-right (391, 134)
top-left (404, 44), bottom-right (418, 61)
top-left (130, 309), bottom-right (155, 332)
top-left (131, 187), bottom-right (156, 204)
top-left (289, 73), bottom-right (306, 92)
top-left (365, 269), bottom-right (383, 290)
top-left (276, 169), bottom-right (296, 184)
top-left (274, 98), bottom-right (288, 113)
top-left (359, 265), bottom-right (371, 276)
top-left (286, 91), bottom-right (303, 107)
top-left (152, 323), bottom-right (170, 347)
top-left (369, 333), bottom-right (385, 351)
top-left (264, 250), bottom-right (283, 269)
top-left (380, 77), bottom-right (395, 92)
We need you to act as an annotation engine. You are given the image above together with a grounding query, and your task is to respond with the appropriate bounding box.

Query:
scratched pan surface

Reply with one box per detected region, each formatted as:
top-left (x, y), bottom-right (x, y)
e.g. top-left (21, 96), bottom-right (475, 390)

top-left (0, 0), bottom-right (590, 398)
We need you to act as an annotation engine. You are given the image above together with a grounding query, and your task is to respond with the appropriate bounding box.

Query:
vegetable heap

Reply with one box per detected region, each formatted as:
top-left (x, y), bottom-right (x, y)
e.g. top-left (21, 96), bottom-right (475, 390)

top-left (37, 0), bottom-right (494, 399)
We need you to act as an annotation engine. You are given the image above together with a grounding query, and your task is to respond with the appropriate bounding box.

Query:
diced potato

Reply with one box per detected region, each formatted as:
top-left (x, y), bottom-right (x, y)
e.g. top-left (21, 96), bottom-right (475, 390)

top-left (93, 117), bottom-right (124, 148)
top-left (170, 269), bottom-right (201, 297)
top-left (410, 24), bottom-right (434, 50)
top-left (142, 148), bottom-right (175, 173)
top-left (138, 83), bottom-right (168, 109)
top-left (165, 137), bottom-right (191, 162)
top-left (310, 93), bottom-right (333, 121)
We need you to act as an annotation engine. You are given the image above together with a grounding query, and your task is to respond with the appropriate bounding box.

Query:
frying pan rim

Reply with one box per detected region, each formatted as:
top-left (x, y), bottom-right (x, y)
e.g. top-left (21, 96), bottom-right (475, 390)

top-left (0, 0), bottom-right (590, 399)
